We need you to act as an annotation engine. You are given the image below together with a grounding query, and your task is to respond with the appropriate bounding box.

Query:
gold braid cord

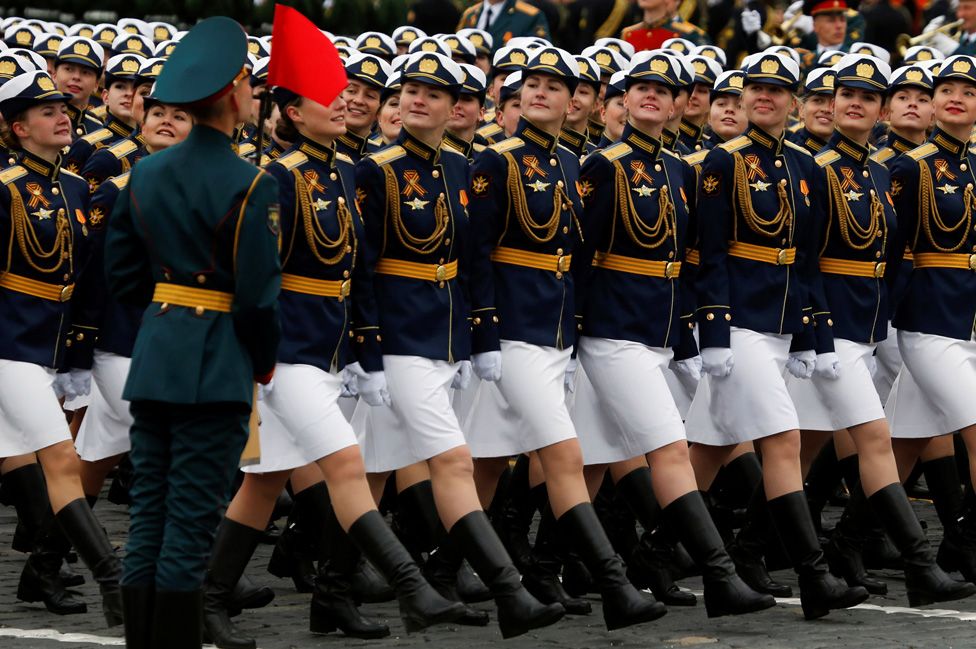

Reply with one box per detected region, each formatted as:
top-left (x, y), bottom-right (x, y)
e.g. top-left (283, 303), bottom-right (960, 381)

top-left (825, 166), bottom-right (883, 251)
top-left (503, 151), bottom-right (562, 244)
top-left (383, 166), bottom-right (448, 255)
top-left (732, 152), bottom-right (792, 238)
top-left (613, 160), bottom-right (674, 250)
top-left (292, 169), bottom-right (352, 266)
top-left (7, 183), bottom-right (71, 274)
top-left (918, 162), bottom-right (973, 252)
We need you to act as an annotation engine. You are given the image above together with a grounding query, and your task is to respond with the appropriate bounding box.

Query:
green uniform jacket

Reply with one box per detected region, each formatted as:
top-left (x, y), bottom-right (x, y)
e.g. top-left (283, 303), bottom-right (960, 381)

top-left (104, 125), bottom-right (281, 406)
top-left (458, 0), bottom-right (551, 49)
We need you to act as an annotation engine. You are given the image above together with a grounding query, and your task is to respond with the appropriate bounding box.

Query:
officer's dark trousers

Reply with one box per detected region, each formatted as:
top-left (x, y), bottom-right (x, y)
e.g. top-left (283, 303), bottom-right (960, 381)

top-left (122, 400), bottom-right (249, 591)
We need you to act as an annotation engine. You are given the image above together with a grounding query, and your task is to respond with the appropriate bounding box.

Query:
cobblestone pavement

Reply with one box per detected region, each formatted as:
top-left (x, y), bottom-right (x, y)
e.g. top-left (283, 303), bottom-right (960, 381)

top-left (2, 495), bottom-right (975, 648)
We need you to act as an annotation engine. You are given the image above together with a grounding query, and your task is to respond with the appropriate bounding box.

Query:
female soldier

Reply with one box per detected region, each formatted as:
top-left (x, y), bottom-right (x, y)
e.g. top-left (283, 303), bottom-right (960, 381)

top-left (785, 54), bottom-right (975, 607)
top-left (789, 68), bottom-right (836, 155)
top-left (684, 52), bottom-right (869, 621)
top-left (376, 71), bottom-right (402, 145)
top-left (707, 69), bottom-right (748, 147)
top-left (0, 69), bottom-right (121, 626)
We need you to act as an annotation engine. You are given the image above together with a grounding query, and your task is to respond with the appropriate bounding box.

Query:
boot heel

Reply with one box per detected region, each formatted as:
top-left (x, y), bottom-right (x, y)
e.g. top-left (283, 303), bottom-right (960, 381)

top-left (907, 590), bottom-right (933, 608)
top-left (801, 601), bottom-right (828, 621)
top-left (309, 620), bottom-right (337, 634)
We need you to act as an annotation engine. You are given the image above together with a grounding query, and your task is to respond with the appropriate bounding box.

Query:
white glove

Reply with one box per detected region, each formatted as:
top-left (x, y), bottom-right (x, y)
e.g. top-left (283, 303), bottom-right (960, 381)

top-left (741, 9), bottom-right (762, 35)
top-left (701, 347), bottom-right (734, 378)
top-left (792, 14), bottom-right (814, 35)
top-left (257, 379), bottom-right (274, 401)
top-left (68, 369), bottom-right (92, 398)
top-left (923, 15), bottom-right (946, 32)
top-left (340, 363), bottom-right (360, 398)
top-left (564, 358), bottom-right (578, 393)
top-left (786, 350), bottom-right (816, 379)
top-left (472, 351), bottom-right (502, 382)
top-left (53, 372), bottom-right (71, 399)
top-left (358, 370), bottom-right (391, 407)
top-left (452, 360), bottom-right (473, 390)
top-left (815, 352), bottom-right (842, 380)
top-left (784, 0), bottom-right (804, 20)
top-left (676, 355), bottom-right (703, 379)
top-left (929, 31), bottom-right (962, 56)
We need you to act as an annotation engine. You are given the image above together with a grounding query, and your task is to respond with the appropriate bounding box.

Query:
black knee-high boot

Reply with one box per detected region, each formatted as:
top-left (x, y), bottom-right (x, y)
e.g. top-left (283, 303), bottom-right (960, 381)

top-left (824, 485), bottom-right (889, 595)
top-left (203, 519), bottom-right (264, 649)
top-left (614, 467), bottom-right (696, 606)
top-left (150, 590), bottom-right (202, 649)
top-left (923, 456), bottom-right (976, 582)
top-left (767, 492), bottom-right (868, 620)
top-left (492, 455), bottom-right (535, 570)
top-left (729, 484), bottom-right (793, 597)
top-left (869, 484), bottom-right (976, 606)
top-left (839, 455), bottom-right (900, 570)
top-left (122, 585), bottom-right (154, 649)
top-left (709, 452), bottom-right (765, 544)
top-left (267, 483), bottom-right (322, 593)
top-left (451, 510), bottom-right (565, 638)
top-left (558, 503), bottom-right (667, 630)
top-left (805, 443), bottom-right (843, 537)
top-left (54, 499), bottom-right (122, 627)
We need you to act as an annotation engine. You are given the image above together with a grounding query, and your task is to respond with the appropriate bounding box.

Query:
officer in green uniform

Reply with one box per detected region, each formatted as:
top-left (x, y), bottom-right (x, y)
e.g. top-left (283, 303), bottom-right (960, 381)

top-left (457, 0), bottom-right (552, 49)
top-left (104, 17), bottom-right (281, 649)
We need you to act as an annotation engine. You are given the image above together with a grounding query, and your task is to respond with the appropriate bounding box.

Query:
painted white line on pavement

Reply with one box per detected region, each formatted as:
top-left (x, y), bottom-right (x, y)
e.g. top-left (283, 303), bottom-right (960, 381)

top-left (0, 628), bottom-right (227, 647)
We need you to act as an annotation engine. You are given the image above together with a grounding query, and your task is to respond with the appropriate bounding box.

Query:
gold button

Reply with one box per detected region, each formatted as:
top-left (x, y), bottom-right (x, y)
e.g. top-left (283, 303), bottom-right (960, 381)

top-left (562, 226), bottom-right (569, 234)
top-left (779, 179), bottom-right (786, 186)
top-left (556, 248), bottom-right (563, 255)
top-left (376, 334), bottom-right (382, 342)
top-left (556, 180), bottom-right (564, 188)
top-left (195, 306), bottom-right (205, 316)
top-left (161, 303), bottom-right (169, 310)
top-left (76, 333), bottom-right (84, 341)
top-left (706, 313), bottom-right (715, 321)
top-left (802, 316), bottom-right (810, 324)
top-left (343, 270), bottom-right (350, 278)
top-left (65, 339), bottom-right (72, 347)
top-left (782, 238), bottom-right (788, 245)
top-left (52, 187), bottom-right (60, 195)
top-left (62, 251), bottom-right (69, 259)
top-left (724, 314), bottom-right (731, 321)
top-left (562, 203), bottom-right (569, 210)
top-left (164, 272), bottom-right (171, 280)
top-left (695, 144), bottom-right (702, 151)
top-left (654, 164), bottom-right (662, 172)
top-left (346, 245), bottom-right (353, 253)
top-left (330, 172), bottom-right (338, 181)
top-left (827, 318), bottom-right (834, 326)
top-left (196, 274), bottom-right (206, 284)
top-left (869, 189), bottom-right (875, 196)
top-left (578, 323), bottom-right (583, 331)
top-left (76, 128), bottom-right (83, 135)
top-left (774, 160), bottom-right (782, 168)
top-left (875, 251), bottom-right (881, 258)
top-left (8, 157), bottom-right (15, 165)
top-left (474, 317), bottom-right (482, 325)
top-left (876, 229), bottom-right (882, 237)
top-left (438, 281), bottom-right (445, 288)
top-left (432, 170), bottom-right (440, 178)
top-left (688, 322), bottom-right (694, 329)
top-left (439, 192), bottom-right (445, 198)
top-left (349, 331), bottom-right (355, 338)
top-left (969, 183), bottom-right (974, 190)
top-left (660, 185), bottom-right (668, 193)
top-left (667, 250), bottom-right (674, 259)
top-left (356, 335), bottom-right (364, 343)
top-left (862, 170), bottom-right (869, 178)
top-left (550, 158), bottom-right (557, 166)
top-left (492, 315), bottom-right (499, 323)
top-left (439, 257), bottom-right (446, 264)
top-left (963, 164), bottom-right (969, 171)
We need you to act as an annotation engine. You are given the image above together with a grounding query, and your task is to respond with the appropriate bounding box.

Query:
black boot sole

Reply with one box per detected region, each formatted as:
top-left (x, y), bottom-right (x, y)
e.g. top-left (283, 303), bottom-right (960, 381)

top-left (499, 602), bottom-right (565, 639)
top-left (604, 598), bottom-right (667, 630)
top-left (16, 583), bottom-right (87, 615)
top-left (800, 585), bottom-right (869, 621)
top-left (401, 601), bottom-right (467, 633)
top-left (908, 581), bottom-right (976, 607)
top-left (310, 619), bottom-right (391, 639)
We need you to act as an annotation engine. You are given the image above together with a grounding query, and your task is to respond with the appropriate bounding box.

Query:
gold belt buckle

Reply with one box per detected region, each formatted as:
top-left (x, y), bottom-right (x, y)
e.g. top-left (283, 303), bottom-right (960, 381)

top-left (59, 285), bottom-right (73, 302)
top-left (776, 249), bottom-right (789, 265)
top-left (664, 261), bottom-right (676, 279)
top-left (340, 279), bottom-right (352, 297)
top-left (435, 265), bottom-right (448, 282)
top-left (970, 254), bottom-right (976, 271)
top-left (874, 262), bottom-right (886, 278)
top-left (556, 255), bottom-right (571, 273)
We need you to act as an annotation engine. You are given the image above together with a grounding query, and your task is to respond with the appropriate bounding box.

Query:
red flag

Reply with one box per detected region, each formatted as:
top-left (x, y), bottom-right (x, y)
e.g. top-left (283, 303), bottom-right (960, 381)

top-left (267, 4), bottom-right (347, 108)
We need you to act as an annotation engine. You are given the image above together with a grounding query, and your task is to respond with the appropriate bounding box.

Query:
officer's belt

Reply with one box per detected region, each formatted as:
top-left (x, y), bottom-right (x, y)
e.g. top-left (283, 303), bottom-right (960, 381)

top-left (685, 248), bottom-right (700, 266)
top-left (912, 252), bottom-right (976, 271)
top-left (0, 272), bottom-right (74, 302)
top-left (728, 241), bottom-right (796, 265)
top-left (490, 247), bottom-right (572, 273)
top-left (819, 258), bottom-right (886, 278)
top-left (153, 283), bottom-right (233, 313)
top-left (903, 247), bottom-right (913, 263)
top-left (375, 258), bottom-right (458, 282)
top-left (281, 273), bottom-right (351, 299)
top-left (592, 252), bottom-right (681, 279)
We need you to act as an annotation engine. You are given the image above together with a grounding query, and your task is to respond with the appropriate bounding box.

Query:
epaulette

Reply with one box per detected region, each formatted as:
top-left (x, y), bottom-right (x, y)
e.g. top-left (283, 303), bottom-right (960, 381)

top-left (473, 143), bottom-right (487, 154)
top-left (110, 172), bottom-right (130, 190)
top-left (672, 20), bottom-right (705, 35)
top-left (335, 152), bottom-right (354, 165)
top-left (442, 146), bottom-right (467, 159)
top-left (483, 109), bottom-right (496, 123)
top-left (237, 143), bottom-right (257, 158)
top-left (81, 128), bottom-right (113, 146)
top-left (91, 105), bottom-right (107, 120)
top-left (0, 165), bottom-right (27, 185)
top-left (599, 142), bottom-right (631, 162)
top-left (970, 146), bottom-right (976, 155)
top-left (108, 138), bottom-right (137, 159)
top-left (870, 148), bottom-right (895, 164)
top-left (621, 23), bottom-right (641, 39)
top-left (661, 148), bottom-right (681, 160)
top-left (787, 122), bottom-right (803, 133)
top-left (369, 145), bottom-right (407, 166)
top-left (906, 142), bottom-right (938, 161)
top-left (784, 140), bottom-right (813, 156)
top-left (489, 137), bottom-right (525, 154)
top-left (684, 150), bottom-right (708, 166)
top-left (814, 149), bottom-right (841, 167)
top-left (718, 135), bottom-right (750, 153)
top-left (514, 0), bottom-right (540, 15)
top-left (60, 168), bottom-right (83, 181)
top-left (477, 123), bottom-right (504, 139)
top-left (368, 135), bottom-right (383, 147)
top-left (275, 150), bottom-right (308, 170)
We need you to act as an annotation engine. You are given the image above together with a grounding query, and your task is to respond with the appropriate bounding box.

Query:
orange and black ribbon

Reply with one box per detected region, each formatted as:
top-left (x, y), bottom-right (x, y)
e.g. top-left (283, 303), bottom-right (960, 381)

top-left (401, 170), bottom-right (426, 198)
top-left (743, 154), bottom-right (766, 182)
top-left (303, 170), bottom-right (325, 194)
top-left (630, 160), bottom-right (653, 186)
top-left (934, 159), bottom-right (956, 182)
top-left (25, 183), bottom-right (50, 209)
top-left (839, 167), bottom-right (860, 192)
top-left (521, 155), bottom-right (547, 180)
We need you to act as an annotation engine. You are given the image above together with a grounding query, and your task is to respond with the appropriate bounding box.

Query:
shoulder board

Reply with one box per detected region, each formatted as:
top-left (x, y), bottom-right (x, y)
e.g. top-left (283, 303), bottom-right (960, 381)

top-left (489, 137), bottom-right (525, 154)
top-left (60, 168), bottom-right (83, 181)
top-left (787, 123), bottom-right (803, 133)
top-left (335, 152), bottom-right (354, 165)
top-left (599, 142), bottom-right (632, 162)
top-left (718, 135), bottom-right (750, 153)
top-left (907, 142), bottom-right (938, 161)
top-left (477, 122), bottom-right (503, 137)
top-left (673, 21), bottom-right (704, 35)
top-left (661, 148), bottom-right (681, 160)
top-left (369, 145), bottom-right (407, 166)
top-left (108, 138), bottom-right (138, 159)
top-left (0, 165), bottom-right (27, 185)
top-left (110, 172), bottom-right (130, 189)
top-left (237, 143), bottom-right (257, 158)
top-left (368, 135), bottom-right (383, 147)
top-left (684, 150), bottom-right (708, 166)
top-left (814, 149), bottom-right (841, 167)
top-left (81, 128), bottom-right (112, 146)
top-left (970, 146), bottom-right (976, 155)
top-left (514, 1), bottom-right (540, 15)
top-left (870, 148), bottom-right (895, 164)
top-left (441, 146), bottom-right (467, 159)
top-left (473, 143), bottom-right (487, 154)
top-left (276, 150), bottom-right (308, 171)
top-left (784, 140), bottom-right (812, 156)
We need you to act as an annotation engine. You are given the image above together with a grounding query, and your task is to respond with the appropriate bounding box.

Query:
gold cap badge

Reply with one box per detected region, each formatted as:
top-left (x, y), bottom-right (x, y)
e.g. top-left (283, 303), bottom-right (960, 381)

top-left (0, 61), bottom-right (15, 77)
top-left (38, 76), bottom-right (55, 91)
top-left (729, 74), bottom-right (744, 88)
top-left (362, 60), bottom-right (378, 76)
top-left (511, 51), bottom-right (526, 66)
top-left (906, 69), bottom-right (923, 82)
top-left (16, 31), bottom-right (31, 45)
top-left (953, 59), bottom-right (972, 73)
top-left (650, 58), bottom-right (669, 73)
top-left (856, 62), bottom-right (874, 78)
top-left (419, 57), bottom-right (439, 74)
top-left (760, 58), bottom-right (779, 74)
top-left (122, 58), bottom-right (140, 73)
top-left (539, 51), bottom-right (559, 66)
top-left (73, 41), bottom-right (91, 56)
top-left (693, 60), bottom-right (707, 74)
top-left (365, 36), bottom-right (381, 49)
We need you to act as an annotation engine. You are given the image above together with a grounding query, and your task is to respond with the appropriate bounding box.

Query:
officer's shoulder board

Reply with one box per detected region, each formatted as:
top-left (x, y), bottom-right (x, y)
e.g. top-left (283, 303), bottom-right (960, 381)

top-left (906, 142), bottom-right (938, 161)
top-left (369, 145), bottom-right (407, 167)
top-left (814, 149), bottom-right (841, 167)
top-left (970, 146), bottom-right (976, 156)
top-left (477, 122), bottom-right (504, 139)
top-left (335, 152), bottom-right (354, 166)
top-left (0, 165), bottom-right (27, 185)
top-left (514, 0), bottom-right (540, 15)
top-left (276, 150), bottom-right (308, 171)
top-left (787, 122), bottom-right (803, 134)
top-left (661, 148), bottom-right (682, 161)
top-left (110, 172), bottom-right (130, 190)
top-left (368, 135), bottom-right (384, 148)
top-left (81, 128), bottom-right (113, 146)
top-left (60, 168), bottom-right (83, 182)
top-left (784, 140), bottom-right (812, 157)
top-left (673, 20), bottom-right (705, 35)
top-left (441, 145), bottom-right (468, 160)
top-left (473, 142), bottom-right (487, 155)
top-left (599, 142), bottom-right (631, 162)
top-left (489, 137), bottom-right (525, 155)
top-left (870, 147), bottom-right (895, 165)
top-left (237, 142), bottom-right (257, 158)
top-left (108, 138), bottom-right (138, 159)
top-left (718, 135), bottom-right (750, 153)
top-left (684, 149), bottom-right (708, 167)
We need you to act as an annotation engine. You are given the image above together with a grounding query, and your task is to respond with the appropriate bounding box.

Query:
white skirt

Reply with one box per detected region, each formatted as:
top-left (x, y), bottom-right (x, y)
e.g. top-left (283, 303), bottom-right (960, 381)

top-left (464, 341), bottom-right (577, 458)
top-left (873, 322), bottom-right (902, 405)
top-left (356, 355), bottom-right (467, 473)
top-left (686, 327), bottom-right (799, 446)
top-left (243, 363), bottom-right (359, 474)
top-left (786, 338), bottom-right (886, 432)
top-left (75, 351), bottom-right (133, 461)
top-left (665, 363), bottom-right (697, 420)
top-left (575, 337), bottom-right (686, 464)
top-left (889, 330), bottom-right (976, 436)
top-left (0, 360), bottom-right (71, 457)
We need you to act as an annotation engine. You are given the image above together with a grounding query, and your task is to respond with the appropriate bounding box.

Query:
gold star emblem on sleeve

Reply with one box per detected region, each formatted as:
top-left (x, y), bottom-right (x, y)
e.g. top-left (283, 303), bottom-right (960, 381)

top-left (528, 180), bottom-right (551, 193)
top-left (314, 198), bottom-right (332, 211)
top-left (405, 197), bottom-right (430, 210)
top-left (749, 180), bottom-right (770, 192)
top-left (938, 184), bottom-right (958, 195)
top-left (631, 185), bottom-right (657, 198)
top-left (843, 190), bottom-right (863, 202)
